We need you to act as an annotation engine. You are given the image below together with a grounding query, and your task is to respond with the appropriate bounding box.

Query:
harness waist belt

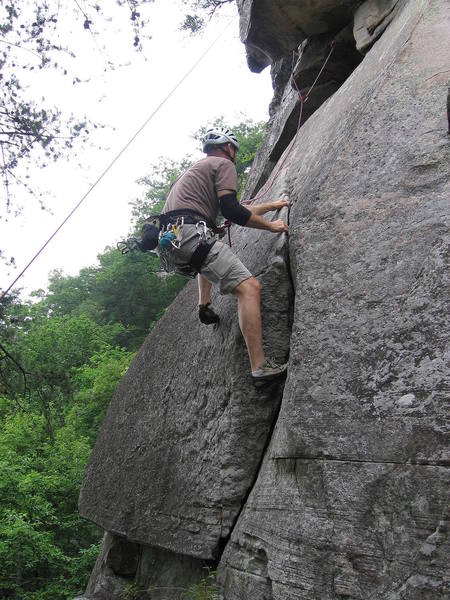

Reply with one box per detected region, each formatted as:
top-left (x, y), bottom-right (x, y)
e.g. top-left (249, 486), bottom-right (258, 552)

top-left (160, 209), bottom-right (215, 230)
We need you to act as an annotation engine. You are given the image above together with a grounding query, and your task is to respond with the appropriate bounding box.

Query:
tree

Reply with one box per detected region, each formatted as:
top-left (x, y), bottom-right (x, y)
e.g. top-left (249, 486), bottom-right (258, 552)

top-left (0, 0), bottom-right (154, 217)
top-left (42, 248), bottom-right (186, 350)
top-left (180, 0), bottom-right (235, 33)
top-left (0, 409), bottom-right (101, 599)
top-left (132, 156), bottom-right (195, 229)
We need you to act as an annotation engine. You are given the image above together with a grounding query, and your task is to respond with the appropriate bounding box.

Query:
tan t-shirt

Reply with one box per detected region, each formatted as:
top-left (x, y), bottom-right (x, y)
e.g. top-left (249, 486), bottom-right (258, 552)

top-left (162, 156), bottom-right (238, 225)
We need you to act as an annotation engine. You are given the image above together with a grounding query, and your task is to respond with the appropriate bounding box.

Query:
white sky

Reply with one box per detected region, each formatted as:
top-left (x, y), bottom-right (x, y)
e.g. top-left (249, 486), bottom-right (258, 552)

top-left (0, 0), bottom-right (273, 298)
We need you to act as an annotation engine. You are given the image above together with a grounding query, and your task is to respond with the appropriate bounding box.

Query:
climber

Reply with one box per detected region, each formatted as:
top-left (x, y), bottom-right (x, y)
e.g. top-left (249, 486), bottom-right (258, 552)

top-left (153, 126), bottom-right (289, 384)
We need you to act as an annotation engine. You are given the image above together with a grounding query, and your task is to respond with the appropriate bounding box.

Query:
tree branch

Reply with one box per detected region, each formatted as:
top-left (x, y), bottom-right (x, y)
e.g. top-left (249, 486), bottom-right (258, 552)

top-left (0, 143), bottom-right (11, 209)
top-left (0, 342), bottom-right (28, 408)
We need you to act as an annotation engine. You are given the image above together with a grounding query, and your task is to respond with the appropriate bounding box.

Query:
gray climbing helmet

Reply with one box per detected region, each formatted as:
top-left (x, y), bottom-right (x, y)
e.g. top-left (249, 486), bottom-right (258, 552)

top-left (201, 126), bottom-right (240, 153)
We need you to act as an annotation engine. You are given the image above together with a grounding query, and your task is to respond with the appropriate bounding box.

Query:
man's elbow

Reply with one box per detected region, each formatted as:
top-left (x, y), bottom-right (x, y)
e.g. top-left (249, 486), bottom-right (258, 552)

top-left (219, 193), bottom-right (252, 226)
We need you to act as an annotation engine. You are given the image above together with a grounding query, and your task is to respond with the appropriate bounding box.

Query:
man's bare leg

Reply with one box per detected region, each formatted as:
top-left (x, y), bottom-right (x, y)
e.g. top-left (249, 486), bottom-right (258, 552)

top-left (197, 274), bottom-right (220, 325)
top-left (198, 274), bottom-right (212, 305)
top-left (233, 277), bottom-right (265, 372)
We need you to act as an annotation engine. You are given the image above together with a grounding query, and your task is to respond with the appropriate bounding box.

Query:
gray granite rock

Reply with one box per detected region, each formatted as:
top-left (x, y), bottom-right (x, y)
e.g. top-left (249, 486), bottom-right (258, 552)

top-left (80, 532), bottom-right (213, 600)
top-left (82, 533), bottom-right (133, 600)
top-left (135, 545), bottom-right (213, 600)
top-left (241, 79), bottom-right (299, 202)
top-left (78, 208), bottom-right (293, 561)
top-left (236, 0), bottom-right (361, 71)
top-left (219, 0), bottom-right (450, 596)
top-left (354, 0), bottom-right (401, 53)
top-left (242, 27), bottom-right (362, 201)
top-left (220, 451), bottom-right (449, 599)
top-left (78, 0), bottom-right (449, 596)
top-left (269, 56), bottom-right (294, 118)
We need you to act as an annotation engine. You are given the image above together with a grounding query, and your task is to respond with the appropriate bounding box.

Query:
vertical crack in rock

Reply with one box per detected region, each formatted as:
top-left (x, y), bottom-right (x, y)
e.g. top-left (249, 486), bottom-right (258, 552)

top-left (214, 202), bottom-right (295, 548)
top-left (215, 377), bottom-right (287, 564)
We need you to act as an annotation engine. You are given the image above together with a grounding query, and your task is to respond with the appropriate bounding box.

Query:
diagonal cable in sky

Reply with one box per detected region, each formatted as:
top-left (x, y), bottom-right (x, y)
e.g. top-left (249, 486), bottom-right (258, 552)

top-left (0, 19), bottom-right (233, 303)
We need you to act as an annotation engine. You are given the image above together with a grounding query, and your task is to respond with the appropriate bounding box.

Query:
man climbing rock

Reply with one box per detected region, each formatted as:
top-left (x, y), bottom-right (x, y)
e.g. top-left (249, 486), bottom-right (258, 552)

top-left (153, 126), bottom-right (289, 384)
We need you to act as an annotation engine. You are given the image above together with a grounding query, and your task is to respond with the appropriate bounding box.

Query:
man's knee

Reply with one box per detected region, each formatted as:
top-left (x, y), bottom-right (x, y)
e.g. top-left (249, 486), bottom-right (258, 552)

top-left (233, 276), bottom-right (261, 298)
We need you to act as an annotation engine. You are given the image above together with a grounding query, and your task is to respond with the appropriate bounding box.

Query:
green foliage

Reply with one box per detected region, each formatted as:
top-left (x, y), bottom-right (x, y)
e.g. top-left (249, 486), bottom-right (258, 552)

top-left (132, 156), bottom-right (194, 228)
top-left (182, 568), bottom-right (219, 599)
top-left (0, 411), bottom-right (101, 598)
top-left (67, 347), bottom-right (134, 443)
top-left (0, 114), bottom-right (266, 598)
top-left (44, 248), bottom-right (186, 350)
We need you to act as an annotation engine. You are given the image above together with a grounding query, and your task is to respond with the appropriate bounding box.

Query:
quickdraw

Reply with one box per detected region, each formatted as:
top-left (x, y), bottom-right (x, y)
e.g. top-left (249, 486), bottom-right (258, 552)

top-left (117, 214), bottom-right (217, 278)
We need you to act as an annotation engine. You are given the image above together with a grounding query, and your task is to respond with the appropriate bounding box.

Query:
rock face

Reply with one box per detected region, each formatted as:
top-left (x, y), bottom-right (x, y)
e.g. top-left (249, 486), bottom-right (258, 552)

top-left (77, 0), bottom-right (449, 597)
top-left (353, 0), bottom-right (401, 52)
top-left (220, 0), bottom-right (450, 596)
top-left (243, 25), bottom-right (362, 201)
top-left (236, 0), bottom-right (361, 71)
top-left (78, 205), bottom-right (293, 578)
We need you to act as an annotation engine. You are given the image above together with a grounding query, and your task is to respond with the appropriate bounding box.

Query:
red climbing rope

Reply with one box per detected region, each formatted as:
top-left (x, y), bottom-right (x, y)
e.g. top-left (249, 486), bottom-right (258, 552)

top-left (242, 40), bottom-right (336, 207)
top-left (218, 41), bottom-right (335, 248)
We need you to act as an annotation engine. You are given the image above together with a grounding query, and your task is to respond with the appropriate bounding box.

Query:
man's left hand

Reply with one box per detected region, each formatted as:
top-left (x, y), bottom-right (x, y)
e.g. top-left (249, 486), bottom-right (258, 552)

top-left (270, 199), bottom-right (291, 211)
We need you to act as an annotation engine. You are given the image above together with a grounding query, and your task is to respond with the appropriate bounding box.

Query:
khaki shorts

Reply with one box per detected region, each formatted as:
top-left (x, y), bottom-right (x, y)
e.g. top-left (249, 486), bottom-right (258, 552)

top-left (168, 224), bottom-right (252, 294)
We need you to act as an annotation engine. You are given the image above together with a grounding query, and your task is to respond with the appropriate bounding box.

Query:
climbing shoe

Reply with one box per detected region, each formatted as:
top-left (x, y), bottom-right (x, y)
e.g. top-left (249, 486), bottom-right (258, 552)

top-left (198, 303), bottom-right (220, 326)
top-left (252, 359), bottom-right (287, 386)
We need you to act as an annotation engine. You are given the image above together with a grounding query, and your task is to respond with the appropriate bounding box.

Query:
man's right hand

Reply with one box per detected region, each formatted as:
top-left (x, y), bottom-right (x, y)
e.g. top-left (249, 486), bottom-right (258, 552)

top-left (269, 219), bottom-right (289, 233)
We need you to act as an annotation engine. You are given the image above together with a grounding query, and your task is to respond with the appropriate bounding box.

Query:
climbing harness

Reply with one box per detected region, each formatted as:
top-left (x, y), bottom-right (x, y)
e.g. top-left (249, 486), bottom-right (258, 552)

top-left (118, 210), bottom-right (217, 278)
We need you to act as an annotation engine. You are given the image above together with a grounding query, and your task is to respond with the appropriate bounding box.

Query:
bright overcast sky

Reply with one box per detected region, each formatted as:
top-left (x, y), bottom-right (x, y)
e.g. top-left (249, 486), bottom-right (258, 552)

top-left (0, 0), bottom-right (273, 298)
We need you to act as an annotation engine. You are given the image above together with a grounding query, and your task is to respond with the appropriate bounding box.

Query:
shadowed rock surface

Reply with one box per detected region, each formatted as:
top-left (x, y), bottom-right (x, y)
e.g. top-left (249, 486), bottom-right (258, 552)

top-left (237, 0), bottom-right (361, 71)
top-left (242, 26), bottom-right (363, 201)
top-left (77, 0), bottom-right (449, 597)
